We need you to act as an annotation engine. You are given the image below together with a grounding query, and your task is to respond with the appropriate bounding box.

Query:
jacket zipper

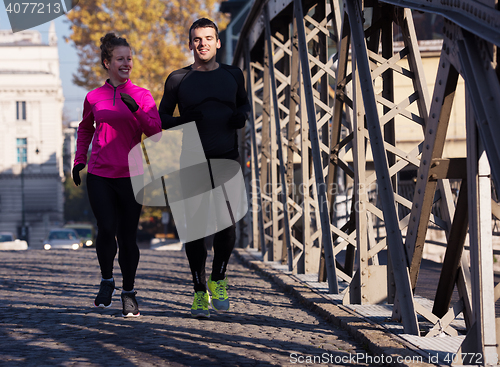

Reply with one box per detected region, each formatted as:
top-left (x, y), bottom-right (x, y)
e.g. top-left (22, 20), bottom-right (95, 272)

top-left (113, 85), bottom-right (117, 106)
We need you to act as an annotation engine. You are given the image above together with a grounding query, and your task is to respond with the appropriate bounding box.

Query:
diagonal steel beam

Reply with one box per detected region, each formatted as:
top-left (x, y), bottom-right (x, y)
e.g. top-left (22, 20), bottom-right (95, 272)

top-left (345, 0), bottom-right (419, 335)
top-left (264, 7), bottom-right (294, 270)
top-left (294, 0), bottom-right (338, 293)
top-left (404, 55), bottom-right (459, 290)
top-left (459, 31), bottom-right (500, 192)
top-left (245, 45), bottom-right (266, 254)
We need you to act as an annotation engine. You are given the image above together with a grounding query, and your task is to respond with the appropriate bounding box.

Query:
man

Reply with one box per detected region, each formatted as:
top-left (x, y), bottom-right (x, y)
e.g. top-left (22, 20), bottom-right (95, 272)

top-left (159, 18), bottom-right (250, 318)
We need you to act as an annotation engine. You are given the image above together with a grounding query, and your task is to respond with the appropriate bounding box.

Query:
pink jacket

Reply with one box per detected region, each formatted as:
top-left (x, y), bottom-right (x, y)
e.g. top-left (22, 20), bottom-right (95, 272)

top-left (74, 79), bottom-right (161, 178)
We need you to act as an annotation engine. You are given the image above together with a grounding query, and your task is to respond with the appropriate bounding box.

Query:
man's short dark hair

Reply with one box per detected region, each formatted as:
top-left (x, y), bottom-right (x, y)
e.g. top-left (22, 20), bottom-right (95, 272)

top-left (189, 18), bottom-right (219, 43)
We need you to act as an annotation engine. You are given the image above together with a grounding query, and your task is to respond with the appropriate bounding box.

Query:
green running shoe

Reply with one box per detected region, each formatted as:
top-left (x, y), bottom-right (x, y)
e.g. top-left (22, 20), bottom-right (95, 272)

top-left (208, 275), bottom-right (229, 312)
top-left (191, 291), bottom-right (210, 318)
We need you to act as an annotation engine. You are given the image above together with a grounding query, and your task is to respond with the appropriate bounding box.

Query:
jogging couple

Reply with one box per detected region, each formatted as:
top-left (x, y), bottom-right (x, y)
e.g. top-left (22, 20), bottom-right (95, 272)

top-left (72, 18), bottom-right (250, 318)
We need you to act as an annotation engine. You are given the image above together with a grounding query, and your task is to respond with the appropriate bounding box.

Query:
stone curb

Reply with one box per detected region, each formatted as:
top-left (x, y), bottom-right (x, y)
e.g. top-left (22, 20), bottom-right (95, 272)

top-left (233, 248), bottom-right (441, 367)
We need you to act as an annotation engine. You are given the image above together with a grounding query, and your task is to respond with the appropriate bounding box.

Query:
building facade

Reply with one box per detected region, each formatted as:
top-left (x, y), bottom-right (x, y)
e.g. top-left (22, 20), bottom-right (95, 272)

top-left (63, 121), bottom-right (78, 175)
top-left (0, 22), bottom-right (64, 246)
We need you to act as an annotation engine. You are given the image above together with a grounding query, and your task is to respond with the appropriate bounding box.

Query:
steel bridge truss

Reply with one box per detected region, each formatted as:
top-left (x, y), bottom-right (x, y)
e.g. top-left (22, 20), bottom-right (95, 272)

top-left (234, 0), bottom-right (500, 362)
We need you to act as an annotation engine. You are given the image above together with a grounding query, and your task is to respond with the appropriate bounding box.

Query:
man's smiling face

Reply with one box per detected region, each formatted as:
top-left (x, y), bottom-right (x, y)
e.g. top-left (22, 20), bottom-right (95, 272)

top-left (189, 26), bottom-right (220, 65)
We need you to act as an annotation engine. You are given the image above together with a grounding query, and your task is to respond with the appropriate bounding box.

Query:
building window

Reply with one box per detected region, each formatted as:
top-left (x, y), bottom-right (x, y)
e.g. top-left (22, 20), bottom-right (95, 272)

top-left (16, 101), bottom-right (26, 120)
top-left (17, 138), bottom-right (27, 163)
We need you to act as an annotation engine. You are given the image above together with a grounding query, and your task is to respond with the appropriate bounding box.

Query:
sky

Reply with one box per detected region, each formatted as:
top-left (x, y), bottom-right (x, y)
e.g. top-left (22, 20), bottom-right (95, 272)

top-left (0, 3), bottom-right (88, 123)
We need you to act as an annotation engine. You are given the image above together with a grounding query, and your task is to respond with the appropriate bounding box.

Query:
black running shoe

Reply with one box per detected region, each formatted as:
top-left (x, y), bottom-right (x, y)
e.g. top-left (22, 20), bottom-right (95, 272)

top-left (121, 291), bottom-right (140, 317)
top-left (94, 280), bottom-right (115, 308)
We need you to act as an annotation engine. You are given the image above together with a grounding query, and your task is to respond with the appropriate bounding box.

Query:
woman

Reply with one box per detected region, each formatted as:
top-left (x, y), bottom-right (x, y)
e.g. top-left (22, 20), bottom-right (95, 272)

top-left (72, 33), bottom-right (161, 317)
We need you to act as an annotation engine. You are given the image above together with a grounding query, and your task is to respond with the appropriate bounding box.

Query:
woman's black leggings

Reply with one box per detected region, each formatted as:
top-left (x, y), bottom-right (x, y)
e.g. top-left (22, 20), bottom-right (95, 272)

top-left (185, 224), bottom-right (236, 292)
top-left (87, 173), bottom-right (142, 291)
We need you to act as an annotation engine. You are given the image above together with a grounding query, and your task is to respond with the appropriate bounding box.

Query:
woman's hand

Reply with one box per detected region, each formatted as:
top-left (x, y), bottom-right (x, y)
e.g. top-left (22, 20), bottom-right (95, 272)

top-left (72, 163), bottom-right (85, 186)
top-left (120, 93), bottom-right (139, 112)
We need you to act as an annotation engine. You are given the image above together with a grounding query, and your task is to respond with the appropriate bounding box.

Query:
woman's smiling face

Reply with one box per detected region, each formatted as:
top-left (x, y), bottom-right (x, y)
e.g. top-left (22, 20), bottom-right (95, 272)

top-left (104, 46), bottom-right (133, 84)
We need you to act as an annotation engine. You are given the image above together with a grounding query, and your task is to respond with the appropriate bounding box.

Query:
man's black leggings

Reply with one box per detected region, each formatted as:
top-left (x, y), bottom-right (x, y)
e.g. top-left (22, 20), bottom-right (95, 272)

top-left (185, 224), bottom-right (236, 292)
top-left (87, 173), bottom-right (142, 292)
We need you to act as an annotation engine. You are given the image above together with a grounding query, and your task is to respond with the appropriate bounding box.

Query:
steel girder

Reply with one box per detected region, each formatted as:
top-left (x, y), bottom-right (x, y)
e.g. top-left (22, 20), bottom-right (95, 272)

top-left (238, 0), bottom-right (340, 290)
top-left (234, 0), bottom-right (500, 357)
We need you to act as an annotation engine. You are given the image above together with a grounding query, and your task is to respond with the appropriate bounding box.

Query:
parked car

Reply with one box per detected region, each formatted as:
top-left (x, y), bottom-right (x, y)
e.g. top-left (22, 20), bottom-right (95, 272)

top-left (43, 229), bottom-right (82, 250)
top-left (63, 223), bottom-right (95, 248)
top-left (0, 232), bottom-right (28, 250)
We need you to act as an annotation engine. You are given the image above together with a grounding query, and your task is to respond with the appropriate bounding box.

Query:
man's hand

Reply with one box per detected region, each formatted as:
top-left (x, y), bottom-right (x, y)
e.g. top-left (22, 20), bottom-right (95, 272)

top-left (120, 93), bottom-right (139, 113)
top-left (228, 111), bottom-right (247, 129)
top-left (180, 110), bottom-right (204, 124)
top-left (72, 163), bottom-right (85, 186)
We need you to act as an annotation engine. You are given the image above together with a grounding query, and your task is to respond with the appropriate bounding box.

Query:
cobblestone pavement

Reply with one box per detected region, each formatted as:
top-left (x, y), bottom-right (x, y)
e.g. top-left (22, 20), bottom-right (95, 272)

top-left (0, 248), bottom-right (381, 367)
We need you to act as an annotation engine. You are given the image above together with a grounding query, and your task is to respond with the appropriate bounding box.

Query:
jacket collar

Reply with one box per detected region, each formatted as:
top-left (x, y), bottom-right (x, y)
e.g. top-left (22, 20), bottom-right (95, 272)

top-left (105, 78), bottom-right (131, 89)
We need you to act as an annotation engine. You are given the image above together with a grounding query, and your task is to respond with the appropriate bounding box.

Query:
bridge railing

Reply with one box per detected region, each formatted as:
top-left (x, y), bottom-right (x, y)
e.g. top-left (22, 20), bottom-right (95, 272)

top-left (233, 0), bottom-right (500, 362)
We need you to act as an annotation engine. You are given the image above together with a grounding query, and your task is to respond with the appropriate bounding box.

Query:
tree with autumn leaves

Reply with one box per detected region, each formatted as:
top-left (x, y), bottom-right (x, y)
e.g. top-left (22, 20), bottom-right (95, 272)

top-left (64, 0), bottom-right (228, 238)
top-left (65, 0), bottom-right (228, 102)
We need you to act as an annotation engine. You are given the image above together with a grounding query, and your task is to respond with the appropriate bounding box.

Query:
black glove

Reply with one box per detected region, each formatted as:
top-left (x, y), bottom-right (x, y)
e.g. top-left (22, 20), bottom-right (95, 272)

top-left (228, 111), bottom-right (247, 129)
top-left (180, 109), bottom-right (203, 124)
top-left (72, 163), bottom-right (85, 186)
top-left (120, 93), bottom-right (139, 113)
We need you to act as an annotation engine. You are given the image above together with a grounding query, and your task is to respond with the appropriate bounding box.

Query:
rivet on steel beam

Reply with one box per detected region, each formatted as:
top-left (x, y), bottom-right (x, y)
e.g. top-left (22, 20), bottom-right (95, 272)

top-left (429, 129), bottom-right (433, 135)
top-left (423, 160), bottom-right (427, 165)
top-left (362, 271), bottom-right (366, 275)
top-left (361, 257), bottom-right (366, 262)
